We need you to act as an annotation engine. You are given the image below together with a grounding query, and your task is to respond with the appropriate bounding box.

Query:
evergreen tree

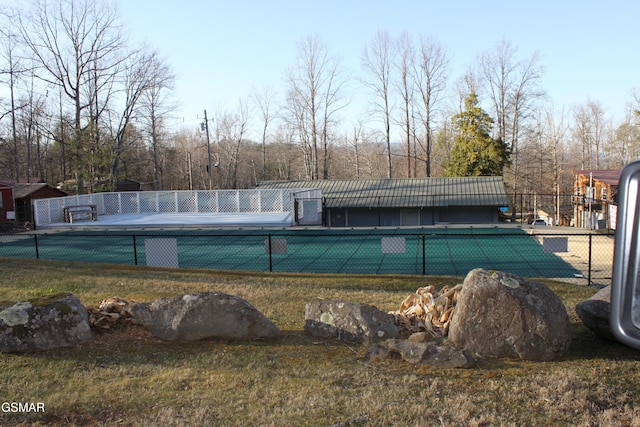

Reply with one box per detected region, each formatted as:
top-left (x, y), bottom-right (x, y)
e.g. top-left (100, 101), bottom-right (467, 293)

top-left (445, 92), bottom-right (510, 176)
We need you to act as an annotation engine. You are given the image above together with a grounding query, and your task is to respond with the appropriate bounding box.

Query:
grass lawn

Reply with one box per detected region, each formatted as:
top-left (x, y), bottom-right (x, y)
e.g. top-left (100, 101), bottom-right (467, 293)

top-left (0, 257), bottom-right (639, 426)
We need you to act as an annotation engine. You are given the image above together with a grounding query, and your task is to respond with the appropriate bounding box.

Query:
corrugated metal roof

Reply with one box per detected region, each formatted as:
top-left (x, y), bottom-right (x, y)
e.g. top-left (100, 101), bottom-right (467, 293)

top-left (10, 183), bottom-right (50, 199)
top-left (257, 177), bottom-right (508, 208)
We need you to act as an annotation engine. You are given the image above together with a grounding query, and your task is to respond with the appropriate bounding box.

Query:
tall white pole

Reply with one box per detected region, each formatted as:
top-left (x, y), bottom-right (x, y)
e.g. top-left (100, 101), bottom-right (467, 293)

top-left (204, 109), bottom-right (213, 190)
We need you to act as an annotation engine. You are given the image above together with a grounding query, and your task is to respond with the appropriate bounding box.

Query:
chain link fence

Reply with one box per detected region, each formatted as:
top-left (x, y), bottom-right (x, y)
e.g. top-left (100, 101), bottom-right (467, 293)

top-left (0, 229), bottom-right (614, 285)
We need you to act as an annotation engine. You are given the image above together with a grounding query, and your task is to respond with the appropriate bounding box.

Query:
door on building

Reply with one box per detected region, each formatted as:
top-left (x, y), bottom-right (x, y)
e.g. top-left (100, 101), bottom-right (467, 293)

top-left (329, 209), bottom-right (346, 227)
top-left (401, 209), bottom-right (420, 226)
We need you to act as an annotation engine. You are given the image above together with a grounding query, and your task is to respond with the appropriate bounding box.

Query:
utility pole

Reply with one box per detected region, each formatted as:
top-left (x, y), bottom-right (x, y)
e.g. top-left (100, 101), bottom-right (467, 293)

top-left (203, 109), bottom-right (213, 190)
top-left (187, 151), bottom-right (193, 190)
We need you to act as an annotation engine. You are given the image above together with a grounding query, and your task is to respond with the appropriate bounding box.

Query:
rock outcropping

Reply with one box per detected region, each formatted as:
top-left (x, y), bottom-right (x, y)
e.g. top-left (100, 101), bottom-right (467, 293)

top-left (575, 286), bottom-right (614, 340)
top-left (305, 300), bottom-right (399, 345)
top-left (367, 336), bottom-right (475, 368)
top-left (129, 292), bottom-right (280, 341)
top-left (0, 293), bottom-right (93, 353)
top-left (448, 269), bottom-right (571, 361)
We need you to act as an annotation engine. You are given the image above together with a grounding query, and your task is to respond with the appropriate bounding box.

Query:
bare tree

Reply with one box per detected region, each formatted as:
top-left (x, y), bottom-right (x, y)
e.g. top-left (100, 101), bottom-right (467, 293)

top-left (412, 35), bottom-right (449, 177)
top-left (361, 29), bottom-right (395, 178)
top-left (284, 35), bottom-right (346, 180)
top-left (19, 0), bottom-right (127, 193)
top-left (543, 104), bottom-right (569, 224)
top-left (139, 51), bottom-right (175, 190)
top-left (270, 125), bottom-right (301, 181)
top-left (217, 100), bottom-right (250, 188)
top-left (15, 73), bottom-right (51, 183)
top-left (252, 85), bottom-right (278, 182)
top-left (394, 31), bottom-right (415, 177)
top-left (573, 99), bottom-right (606, 170)
top-left (0, 11), bottom-right (29, 182)
top-left (453, 69), bottom-right (480, 111)
top-left (319, 62), bottom-right (346, 179)
top-left (631, 88), bottom-right (640, 118)
top-left (573, 104), bottom-right (591, 169)
top-left (283, 89), bottom-right (313, 179)
top-left (106, 50), bottom-right (159, 190)
top-left (479, 38), bottom-right (544, 219)
top-left (284, 36), bottom-right (319, 179)
top-left (342, 122), bottom-right (365, 179)
top-left (604, 112), bottom-right (640, 168)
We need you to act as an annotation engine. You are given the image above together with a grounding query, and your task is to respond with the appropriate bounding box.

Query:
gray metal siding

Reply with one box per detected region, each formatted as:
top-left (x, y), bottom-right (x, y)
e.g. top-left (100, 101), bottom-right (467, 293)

top-left (347, 209), bottom-right (379, 227)
top-left (439, 206), bottom-right (496, 223)
top-left (257, 177), bottom-right (507, 209)
top-left (258, 178), bottom-right (506, 226)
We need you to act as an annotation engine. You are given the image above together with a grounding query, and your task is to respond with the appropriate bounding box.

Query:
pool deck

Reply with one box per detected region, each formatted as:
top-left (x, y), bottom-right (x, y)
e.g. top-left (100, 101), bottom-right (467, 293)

top-left (38, 212), bottom-right (294, 229)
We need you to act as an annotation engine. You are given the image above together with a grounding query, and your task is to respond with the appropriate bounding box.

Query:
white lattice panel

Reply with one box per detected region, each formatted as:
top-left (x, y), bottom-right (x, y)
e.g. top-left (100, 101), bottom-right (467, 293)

top-left (119, 193), bottom-right (140, 214)
top-left (157, 192), bottom-right (177, 213)
top-left (50, 198), bottom-right (67, 222)
top-left (218, 190), bottom-right (239, 213)
top-left (196, 191), bottom-right (218, 212)
top-left (260, 190), bottom-right (280, 212)
top-left (239, 191), bottom-right (260, 212)
top-left (138, 192), bottom-right (158, 213)
top-left (102, 193), bottom-right (121, 214)
top-left (33, 189), bottom-right (301, 225)
top-left (76, 194), bottom-right (94, 206)
top-left (33, 199), bottom-right (50, 224)
top-left (177, 192), bottom-right (197, 213)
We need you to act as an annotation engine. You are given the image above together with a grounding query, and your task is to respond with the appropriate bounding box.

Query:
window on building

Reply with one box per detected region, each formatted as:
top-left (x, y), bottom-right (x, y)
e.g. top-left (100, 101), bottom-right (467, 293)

top-left (602, 187), bottom-right (608, 201)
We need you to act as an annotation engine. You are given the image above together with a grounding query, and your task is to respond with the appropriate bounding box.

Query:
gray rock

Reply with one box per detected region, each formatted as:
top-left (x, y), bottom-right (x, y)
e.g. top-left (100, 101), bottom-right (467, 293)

top-left (448, 269), bottom-right (571, 361)
top-left (129, 292), bottom-right (280, 341)
top-left (367, 339), bottom-right (475, 368)
top-left (408, 331), bottom-right (441, 344)
top-left (575, 286), bottom-right (614, 340)
top-left (304, 300), bottom-right (398, 345)
top-left (0, 293), bottom-right (93, 353)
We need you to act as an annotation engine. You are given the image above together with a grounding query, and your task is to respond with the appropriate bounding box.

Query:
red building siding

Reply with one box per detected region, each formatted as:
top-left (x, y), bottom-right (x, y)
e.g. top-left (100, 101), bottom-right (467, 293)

top-left (0, 185), bottom-right (15, 222)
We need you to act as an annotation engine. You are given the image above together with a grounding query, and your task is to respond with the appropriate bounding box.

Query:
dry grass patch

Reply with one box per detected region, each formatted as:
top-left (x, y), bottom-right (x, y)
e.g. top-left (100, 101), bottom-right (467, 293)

top-left (1, 258), bottom-right (640, 426)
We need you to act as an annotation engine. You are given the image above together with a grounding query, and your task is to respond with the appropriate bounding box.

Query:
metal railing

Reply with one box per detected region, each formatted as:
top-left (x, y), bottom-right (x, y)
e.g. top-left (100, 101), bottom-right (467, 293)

top-left (0, 230), bottom-right (614, 286)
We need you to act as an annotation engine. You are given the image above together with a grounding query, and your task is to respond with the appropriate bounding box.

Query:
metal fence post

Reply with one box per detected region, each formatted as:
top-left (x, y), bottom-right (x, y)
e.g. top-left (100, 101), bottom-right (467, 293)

top-left (268, 234), bottom-right (273, 272)
top-left (587, 233), bottom-right (593, 286)
top-left (34, 234), bottom-right (39, 259)
top-left (133, 235), bottom-right (138, 266)
top-left (422, 234), bottom-right (426, 275)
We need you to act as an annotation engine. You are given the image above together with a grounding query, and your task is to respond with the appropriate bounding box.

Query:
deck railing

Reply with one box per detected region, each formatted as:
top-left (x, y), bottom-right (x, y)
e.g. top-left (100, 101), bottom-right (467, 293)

top-left (33, 189), bottom-right (322, 227)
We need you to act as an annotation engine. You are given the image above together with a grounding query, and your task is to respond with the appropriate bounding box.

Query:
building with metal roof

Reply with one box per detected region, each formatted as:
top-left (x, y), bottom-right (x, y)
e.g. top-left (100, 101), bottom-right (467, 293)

top-left (573, 169), bottom-right (621, 230)
top-left (0, 181), bottom-right (68, 225)
top-left (257, 176), bottom-right (508, 227)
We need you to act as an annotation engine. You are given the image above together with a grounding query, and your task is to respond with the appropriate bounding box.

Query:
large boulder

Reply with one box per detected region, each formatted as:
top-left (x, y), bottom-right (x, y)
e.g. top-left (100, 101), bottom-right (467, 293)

top-left (129, 292), bottom-right (280, 341)
top-left (575, 286), bottom-right (614, 340)
top-left (304, 300), bottom-right (398, 345)
top-left (0, 293), bottom-right (93, 353)
top-left (448, 269), bottom-right (571, 361)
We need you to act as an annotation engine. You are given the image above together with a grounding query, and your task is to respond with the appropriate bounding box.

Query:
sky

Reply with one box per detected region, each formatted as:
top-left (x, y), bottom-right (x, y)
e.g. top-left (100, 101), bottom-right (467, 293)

top-left (113, 0), bottom-right (639, 136)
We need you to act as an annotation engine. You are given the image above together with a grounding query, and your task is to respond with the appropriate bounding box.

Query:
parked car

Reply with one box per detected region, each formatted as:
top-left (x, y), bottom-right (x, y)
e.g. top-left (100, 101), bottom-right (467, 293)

top-left (531, 219), bottom-right (546, 226)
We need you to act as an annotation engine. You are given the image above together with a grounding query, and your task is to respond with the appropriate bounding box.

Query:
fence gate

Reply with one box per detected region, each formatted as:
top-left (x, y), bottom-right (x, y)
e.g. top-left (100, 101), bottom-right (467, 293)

top-left (293, 189), bottom-right (322, 226)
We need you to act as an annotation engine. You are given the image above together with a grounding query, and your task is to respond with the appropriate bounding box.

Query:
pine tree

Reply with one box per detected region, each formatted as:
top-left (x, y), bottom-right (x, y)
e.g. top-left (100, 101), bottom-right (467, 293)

top-left (445, 92), bottom-right (510, 176)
